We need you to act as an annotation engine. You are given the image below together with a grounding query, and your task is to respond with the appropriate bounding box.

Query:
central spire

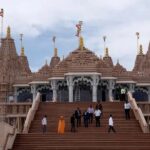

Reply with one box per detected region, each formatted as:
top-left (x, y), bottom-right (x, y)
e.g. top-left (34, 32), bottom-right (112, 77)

top-left (79, 36), bottom-right (84, 50)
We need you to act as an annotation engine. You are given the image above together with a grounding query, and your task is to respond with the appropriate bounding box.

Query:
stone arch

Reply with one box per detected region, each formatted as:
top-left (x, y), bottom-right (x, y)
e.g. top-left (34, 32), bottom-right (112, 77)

top-left (36, 84), bottom-right (52, 102)
top-left (57, 80), bottom-right (68, 102)
top-left (97, 80), bottom-right (109, 102)
top-left (133, 87), bottom-right (148, 101)
top-left (17, 87), bottom-right (32, 102)
top-left (73, 76), bottom-right (92, 102)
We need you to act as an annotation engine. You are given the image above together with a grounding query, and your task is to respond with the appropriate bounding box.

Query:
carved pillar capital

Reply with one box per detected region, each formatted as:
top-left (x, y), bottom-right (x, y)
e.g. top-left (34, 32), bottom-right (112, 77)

top-left (31, 84), bottom-right (37, 101)
top-left (66, 76), bottom-right (74, 102)
top-left (50, 80), bottom-right (57, 102)
top-left (108, 79), bottom-right (115, 102)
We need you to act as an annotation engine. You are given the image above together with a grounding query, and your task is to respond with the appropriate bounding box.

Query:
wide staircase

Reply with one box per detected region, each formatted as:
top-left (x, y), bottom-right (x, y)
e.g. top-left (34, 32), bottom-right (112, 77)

top-left (12, 102), bottom-right (150, 150)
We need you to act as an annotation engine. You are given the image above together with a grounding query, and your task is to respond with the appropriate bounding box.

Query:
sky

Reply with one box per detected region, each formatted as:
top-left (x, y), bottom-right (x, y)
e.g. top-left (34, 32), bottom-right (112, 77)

top-left (0, 0), bottom-right (150, 72)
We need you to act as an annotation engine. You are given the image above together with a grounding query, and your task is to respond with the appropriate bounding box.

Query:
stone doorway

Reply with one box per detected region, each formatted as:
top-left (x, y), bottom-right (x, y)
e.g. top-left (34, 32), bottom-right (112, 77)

top-left (97, 85), bottom-right (108, 102)
top-left (57, 85), bottom-right (68, 102)
top-left (37, 85), bottom-right (53, 102)
top-left (73, 80), bottom-right (92, 102)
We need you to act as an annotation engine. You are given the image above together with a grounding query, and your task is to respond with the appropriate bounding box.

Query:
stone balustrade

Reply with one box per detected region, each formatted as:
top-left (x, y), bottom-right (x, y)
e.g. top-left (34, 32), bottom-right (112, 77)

top-left (137, 102), bottom-right (150, 127)
top-left (0, 102), bottom-right (32, 133)
top-left (137, 102), bottom-right (150, 114)
top-left (0, 102), bottom-right (32, 116)
top-left (128, 92), bottom-right (149, 133)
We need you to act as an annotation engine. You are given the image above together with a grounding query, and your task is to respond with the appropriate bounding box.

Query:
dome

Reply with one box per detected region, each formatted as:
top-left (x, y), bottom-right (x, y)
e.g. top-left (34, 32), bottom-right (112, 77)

top-left (51, 47), bottom-right (100, 76)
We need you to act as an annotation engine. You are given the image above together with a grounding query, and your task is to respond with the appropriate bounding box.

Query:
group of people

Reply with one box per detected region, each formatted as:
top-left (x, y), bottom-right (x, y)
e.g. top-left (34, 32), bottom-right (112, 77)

top-left (41, 100), bottom-right (131, 134)
top-left (70, 103), bottom-right (103, 132)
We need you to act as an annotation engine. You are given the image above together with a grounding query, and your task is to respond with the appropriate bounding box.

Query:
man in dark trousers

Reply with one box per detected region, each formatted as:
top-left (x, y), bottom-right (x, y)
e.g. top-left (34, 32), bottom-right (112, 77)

top-left (70, 114), bottom-right (76, 132)
top-left (108, 114), bottom-right (116, 133)
top-left (94, 106), bottom-right (101, 127)
top-left (75, 107), bottom-right (82, 127)
top-left (83, 110), bottom-right (89, 128)
top-left (41, 115), bottom-right (47, 133)
top-left (124, 101), bottom-right (131, 120)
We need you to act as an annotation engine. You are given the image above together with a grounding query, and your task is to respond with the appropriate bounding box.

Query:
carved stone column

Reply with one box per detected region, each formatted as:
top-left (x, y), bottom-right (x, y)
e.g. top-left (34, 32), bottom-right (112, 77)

top-left (31, 84), bottom-right (37, 101)
top-left (51, 80), bottom-right (57, 102)
top-left (67, 76), bottom-right (73, 103)
top-left (92, 75), bottom-right (99, 102)
top-left (108, 80), bottom-right (115, 102)
top-left (129, 84), bottom-right (135, 94)
top-left (14, 87), bottom-right (18, 102)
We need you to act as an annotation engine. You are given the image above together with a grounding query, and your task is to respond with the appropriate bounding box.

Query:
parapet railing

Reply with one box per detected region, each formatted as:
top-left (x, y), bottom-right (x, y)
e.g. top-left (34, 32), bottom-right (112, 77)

top-left (128, 92), bottom-right (149, 133)
top-left (0, 102), bottom-right (32, 133)
top-left (0, 121), bottom-right (18, 150)
top-left (23, 93), bottom-right (41, 133)
top-left (0, 102), bottom-right (31, 116)
top-left (137, 102), bottom-right (150, 114)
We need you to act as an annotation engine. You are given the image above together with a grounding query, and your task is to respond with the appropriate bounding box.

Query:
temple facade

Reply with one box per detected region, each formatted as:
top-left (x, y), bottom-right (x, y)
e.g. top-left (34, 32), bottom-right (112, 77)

top-left (0, 27), bottom-right (150, 103)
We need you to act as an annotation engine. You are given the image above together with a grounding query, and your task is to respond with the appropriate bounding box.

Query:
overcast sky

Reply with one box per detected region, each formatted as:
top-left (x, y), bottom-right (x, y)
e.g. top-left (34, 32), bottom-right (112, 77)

top-left (0, 0), bottom-right (150, 72)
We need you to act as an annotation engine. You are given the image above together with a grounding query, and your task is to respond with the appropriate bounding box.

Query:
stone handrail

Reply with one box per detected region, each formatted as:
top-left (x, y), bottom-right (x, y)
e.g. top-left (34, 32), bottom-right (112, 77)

top-left (0, 103), bottom-right (32, 116)
top-left (23, 92), bottom-right (41, 133)
top-left (128, 92), bottom-right (149, 133)
top-left (0, 121), bottom-right (18, 150)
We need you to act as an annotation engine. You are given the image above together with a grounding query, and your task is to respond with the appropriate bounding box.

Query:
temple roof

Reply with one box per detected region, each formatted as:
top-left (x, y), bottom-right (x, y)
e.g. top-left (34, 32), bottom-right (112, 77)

top-left (51, 47), bottom-right (100, 77)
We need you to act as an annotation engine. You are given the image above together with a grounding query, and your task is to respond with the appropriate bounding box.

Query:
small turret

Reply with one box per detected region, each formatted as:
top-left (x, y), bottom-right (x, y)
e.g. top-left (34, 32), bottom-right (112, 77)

top-left (103, 47), bottom-right (113, 67)
top-left (138, 44), bottom-right (143, 55)
top-left (50, 47), bottom-right (60, 68)
top-left (21, 47), bottom-right (25, 56)
top-left (45, 59), bottom-right (48, 66)
top-left (105, 47), bottom-right (109, 57)
top-left (6, 26), bottom-right (11, 39)
top-left (54, 48), bottom-right (58, 57)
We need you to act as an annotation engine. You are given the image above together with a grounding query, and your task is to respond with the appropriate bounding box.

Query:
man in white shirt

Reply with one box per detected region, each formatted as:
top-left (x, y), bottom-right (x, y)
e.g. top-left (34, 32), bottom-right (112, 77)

top-left (94, 106), bottom-right (101, 127)
top-left (108, 114), bottom-right (116, 133)
top-left (41, 115), bottom-right (47, 133)
top-left (124, 101), bottom-right (131, 120)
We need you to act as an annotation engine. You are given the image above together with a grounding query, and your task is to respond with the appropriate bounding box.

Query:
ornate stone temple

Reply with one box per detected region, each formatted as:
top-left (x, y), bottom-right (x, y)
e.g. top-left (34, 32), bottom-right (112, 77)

top-left (0, 27), bottom-right (150, 103)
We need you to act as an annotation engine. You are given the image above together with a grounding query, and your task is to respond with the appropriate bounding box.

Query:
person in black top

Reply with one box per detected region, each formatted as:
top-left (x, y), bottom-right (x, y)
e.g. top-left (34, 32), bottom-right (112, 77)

top-left (83, 110), bottom-right (89, 128)
top-left (75, 107), bottom-right (82, 127)
top-left (70, 114), bottom-right (76, 132)
top-left (98, 103), bottom-right (103, 117)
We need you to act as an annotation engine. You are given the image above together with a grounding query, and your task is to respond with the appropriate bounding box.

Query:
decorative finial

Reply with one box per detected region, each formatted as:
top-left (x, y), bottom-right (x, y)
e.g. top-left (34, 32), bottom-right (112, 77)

top-left (20, 33), bottom-right (23, 46)
top-left (54, 48), bottom-right (58, 57)
top-left (0, 8), bottom-right (4, 17)
top-left (103, 36), bottom-right (106, 48)
top-left (20, 33), bottom-right (24, 56)
top-left (7, 26), bottom-right (11, 38)
top-left (79, 36), bottom-right (84, 50)
top-left (45, 59), bottom-right (48, 65)
top-left (21, 47), bottom-right (25, 56)
top-left (105, 47), bottom-right (109, 57)
top-left (139, 44), bottom-right (143, 55)
top-left (117, 59), bottom-right (119, 64)
top-left (76, 21), bottom-right (83, 37)
top-left (136, 32), bottom-right (140, 55)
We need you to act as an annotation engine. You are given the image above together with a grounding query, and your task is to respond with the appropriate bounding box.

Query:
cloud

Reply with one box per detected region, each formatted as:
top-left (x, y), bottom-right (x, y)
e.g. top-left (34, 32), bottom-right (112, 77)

top-left (0, 0), bottom-right (150, 71)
